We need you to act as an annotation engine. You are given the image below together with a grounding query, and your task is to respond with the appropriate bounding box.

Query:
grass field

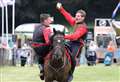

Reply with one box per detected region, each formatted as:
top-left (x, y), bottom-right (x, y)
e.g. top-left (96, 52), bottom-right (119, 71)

top-left (0, 64), bottom-right (120, 82)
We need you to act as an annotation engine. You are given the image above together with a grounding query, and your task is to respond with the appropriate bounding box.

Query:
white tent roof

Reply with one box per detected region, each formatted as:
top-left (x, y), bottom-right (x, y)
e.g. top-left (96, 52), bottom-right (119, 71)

top-left (15, 23), bottom-right (39, 33)
top-left (15, 23), bottom-right (68, 38)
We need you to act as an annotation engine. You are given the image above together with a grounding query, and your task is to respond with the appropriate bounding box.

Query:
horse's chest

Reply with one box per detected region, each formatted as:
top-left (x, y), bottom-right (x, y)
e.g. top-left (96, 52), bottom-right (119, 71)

top-left (51, 71), bottom-right (65, 80)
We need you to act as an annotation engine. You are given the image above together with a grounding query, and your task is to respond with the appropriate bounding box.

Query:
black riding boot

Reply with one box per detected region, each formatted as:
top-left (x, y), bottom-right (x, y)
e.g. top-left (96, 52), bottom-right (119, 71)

top-left (68, 64), bottom-right (76, 82)
top-left (38, 64), bottom-right (44, 80)
top-left (38, 57), bottom-right (44, 80)
top-left (68, 55), bottom-right (76, 82)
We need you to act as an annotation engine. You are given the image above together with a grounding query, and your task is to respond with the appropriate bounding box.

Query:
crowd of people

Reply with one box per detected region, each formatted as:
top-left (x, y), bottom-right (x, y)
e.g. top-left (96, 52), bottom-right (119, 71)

top-left (12, 43), bottom-right (34, 67)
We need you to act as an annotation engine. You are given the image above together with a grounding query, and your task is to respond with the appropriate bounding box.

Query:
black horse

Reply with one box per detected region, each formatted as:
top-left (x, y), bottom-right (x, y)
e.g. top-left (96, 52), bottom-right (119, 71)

top-left (44, 29), bottom-right (71, 82)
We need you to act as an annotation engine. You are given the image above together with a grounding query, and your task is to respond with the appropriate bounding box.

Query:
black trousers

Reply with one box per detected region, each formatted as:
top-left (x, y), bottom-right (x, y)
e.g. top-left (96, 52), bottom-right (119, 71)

top-left (33, 45), bottom-right (50, 64)
top-left (66, 41), bottom-right (83, 74)
top-left (20, 56), bottom-right (27, 66)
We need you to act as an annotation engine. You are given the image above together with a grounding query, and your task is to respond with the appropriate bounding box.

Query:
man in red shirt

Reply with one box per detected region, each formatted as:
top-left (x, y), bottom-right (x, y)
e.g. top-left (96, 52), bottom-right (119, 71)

top-left (32, 13), bottom-right (53, 80)
top-left (56, 2), bottom-right (88, 81)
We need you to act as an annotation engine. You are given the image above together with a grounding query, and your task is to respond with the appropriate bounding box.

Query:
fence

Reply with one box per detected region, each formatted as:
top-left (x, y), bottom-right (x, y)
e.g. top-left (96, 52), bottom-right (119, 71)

top-left (0, 48), bottom-right (12, 66)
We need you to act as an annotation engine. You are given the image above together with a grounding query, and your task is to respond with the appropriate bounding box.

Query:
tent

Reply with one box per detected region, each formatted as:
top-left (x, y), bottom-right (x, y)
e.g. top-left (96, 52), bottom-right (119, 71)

top-left (15, 23), bottom-right (38, 38)
top-left (15, 23), bottom-right (68, 39)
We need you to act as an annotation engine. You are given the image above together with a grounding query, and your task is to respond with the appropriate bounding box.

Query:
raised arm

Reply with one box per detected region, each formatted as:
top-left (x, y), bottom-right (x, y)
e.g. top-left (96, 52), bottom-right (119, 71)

top-left (56, 3), bottom-right (75, 26)
top-left (64, 24), bottom-right (88, 41)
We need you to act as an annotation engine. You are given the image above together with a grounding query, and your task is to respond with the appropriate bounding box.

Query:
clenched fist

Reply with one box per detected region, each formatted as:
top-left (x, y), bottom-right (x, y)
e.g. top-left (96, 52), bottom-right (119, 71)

top-left (56, 2), bottom-right (62, 9)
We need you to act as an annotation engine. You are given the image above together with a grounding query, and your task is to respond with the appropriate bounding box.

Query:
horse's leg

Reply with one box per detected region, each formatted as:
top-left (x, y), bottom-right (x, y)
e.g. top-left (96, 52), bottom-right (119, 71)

top-left (45, 78), bottom-right (53, 82)
top-left (60, 75), bottom-right (69, 82)
top-left (45, 79), bottom-right (50, 82)
top-left (45, 79), bottom-right (49, 82)
top-left (61, 79), bottom-right (68, 82)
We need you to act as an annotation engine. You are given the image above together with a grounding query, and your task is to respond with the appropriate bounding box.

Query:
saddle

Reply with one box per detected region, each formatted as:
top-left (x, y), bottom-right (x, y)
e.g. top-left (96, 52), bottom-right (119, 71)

top-left (65, 42), bottom-right (84, 66)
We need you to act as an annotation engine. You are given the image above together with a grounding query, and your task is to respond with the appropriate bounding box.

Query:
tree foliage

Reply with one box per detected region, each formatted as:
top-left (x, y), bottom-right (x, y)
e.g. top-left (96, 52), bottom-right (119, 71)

top-left (0, 0), bottom-right (119, 34)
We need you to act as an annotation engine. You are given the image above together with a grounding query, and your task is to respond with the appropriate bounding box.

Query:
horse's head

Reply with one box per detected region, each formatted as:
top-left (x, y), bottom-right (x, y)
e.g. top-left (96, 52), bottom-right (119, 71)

top-left (50, 28), bottom-right (65, 61)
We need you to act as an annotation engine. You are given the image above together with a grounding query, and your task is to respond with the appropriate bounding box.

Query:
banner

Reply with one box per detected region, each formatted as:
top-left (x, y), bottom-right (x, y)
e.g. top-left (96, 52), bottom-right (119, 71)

top-left (1, 34), bottom-right (14, 49)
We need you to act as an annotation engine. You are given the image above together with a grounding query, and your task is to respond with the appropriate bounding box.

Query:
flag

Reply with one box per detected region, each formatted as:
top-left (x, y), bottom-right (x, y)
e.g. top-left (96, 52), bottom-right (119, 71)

top-left (3, 0), bottom-right (15, 5)
top-left (0, 0), bottom-right (15, 7)
top-left (112, 2), bottom-right (120, 18)
top-left (0, 0), bottom-right (3, 7)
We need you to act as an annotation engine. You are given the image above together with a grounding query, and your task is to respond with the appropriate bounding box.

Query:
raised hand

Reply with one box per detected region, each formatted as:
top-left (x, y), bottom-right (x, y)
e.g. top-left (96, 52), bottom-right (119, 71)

top-left (56, 2), bottom-right (62, 9)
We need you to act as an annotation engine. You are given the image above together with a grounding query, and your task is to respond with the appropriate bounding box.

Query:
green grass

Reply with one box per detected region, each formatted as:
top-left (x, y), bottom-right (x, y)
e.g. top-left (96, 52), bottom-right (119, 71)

top-left (0, 64), bottom-right (120, 82)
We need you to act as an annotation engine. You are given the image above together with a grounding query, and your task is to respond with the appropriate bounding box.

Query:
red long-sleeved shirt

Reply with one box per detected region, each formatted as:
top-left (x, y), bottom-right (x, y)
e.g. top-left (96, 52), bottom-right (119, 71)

top-left (43, 27), bottom-right (52, 44)
top-left (58, 7), bottom-right (88, 41)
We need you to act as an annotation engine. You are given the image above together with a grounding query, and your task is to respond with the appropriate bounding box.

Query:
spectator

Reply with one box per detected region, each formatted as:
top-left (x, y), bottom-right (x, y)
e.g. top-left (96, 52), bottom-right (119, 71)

top-left (86, 41), bottom-right (97, 66)
top-left (114, 45), bottom-right (120, 65)
top-left (20, 44), bottom-right (29, 67)
top-left (104, 40), bottom-right (116, 66)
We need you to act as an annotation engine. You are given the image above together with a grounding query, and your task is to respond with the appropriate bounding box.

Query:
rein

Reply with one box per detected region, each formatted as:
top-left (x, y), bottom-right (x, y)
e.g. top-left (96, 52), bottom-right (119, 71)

top-left (48, 55), bottom-right (66, 73)
top-left (46, 29), bottom-right (68, 73)
top-left (47, 46), bottom-right (66, 73)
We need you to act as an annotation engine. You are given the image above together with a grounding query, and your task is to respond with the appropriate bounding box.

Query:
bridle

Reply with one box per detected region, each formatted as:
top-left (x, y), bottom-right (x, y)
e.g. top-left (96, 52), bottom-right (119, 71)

top-left (48, 30), bottom-right (66, 72)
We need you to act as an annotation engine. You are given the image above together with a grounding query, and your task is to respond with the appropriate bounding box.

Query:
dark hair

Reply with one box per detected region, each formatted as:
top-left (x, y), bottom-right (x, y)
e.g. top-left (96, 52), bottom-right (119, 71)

top-left (40, 13), bottom-right (50, 22)
top-left (76, 9), bottom-right (86, 17)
